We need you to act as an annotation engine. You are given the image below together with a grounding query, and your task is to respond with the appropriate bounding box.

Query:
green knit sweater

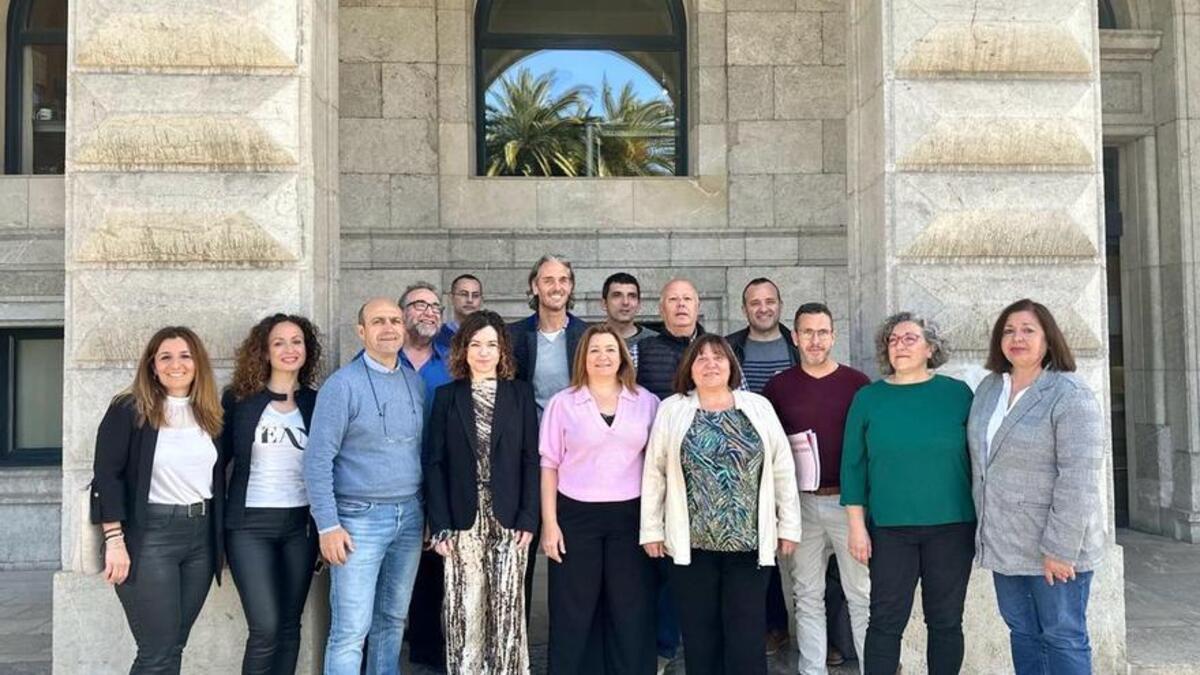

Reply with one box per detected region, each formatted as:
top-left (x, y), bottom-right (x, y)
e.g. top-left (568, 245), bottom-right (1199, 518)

top-left (839, 375), bottom-right (976, 527)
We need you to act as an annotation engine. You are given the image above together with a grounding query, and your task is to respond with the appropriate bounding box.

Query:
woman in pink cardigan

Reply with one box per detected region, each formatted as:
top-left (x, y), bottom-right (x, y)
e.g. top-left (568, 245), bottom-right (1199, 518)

top-left (540, 324), bottom-right (661, 674)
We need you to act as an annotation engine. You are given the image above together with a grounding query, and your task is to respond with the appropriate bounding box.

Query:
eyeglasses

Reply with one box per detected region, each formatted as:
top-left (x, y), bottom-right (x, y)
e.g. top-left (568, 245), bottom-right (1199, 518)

top-left (405, 300), bottom-right (443, 315)
top-left (798, 329), bottom-right (832, 342)
top-left (452, 291), bottom-right (482, 300)
top-left (887, 333), bottom-right (923, 347)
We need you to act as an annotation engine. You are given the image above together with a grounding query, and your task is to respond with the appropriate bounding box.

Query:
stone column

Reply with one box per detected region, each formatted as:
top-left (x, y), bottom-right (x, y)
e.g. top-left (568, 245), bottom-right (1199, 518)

top-left (52, 0), bottom-right (337, 671)
top-left (847, 0), bottom-right (1126, 670)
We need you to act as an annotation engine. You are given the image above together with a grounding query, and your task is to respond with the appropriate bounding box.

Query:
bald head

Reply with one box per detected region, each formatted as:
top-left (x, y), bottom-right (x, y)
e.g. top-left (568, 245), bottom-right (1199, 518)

top-left (356, 297), bottom-right (405, 365)
top-left (659, 279), bottom-right (700, 338)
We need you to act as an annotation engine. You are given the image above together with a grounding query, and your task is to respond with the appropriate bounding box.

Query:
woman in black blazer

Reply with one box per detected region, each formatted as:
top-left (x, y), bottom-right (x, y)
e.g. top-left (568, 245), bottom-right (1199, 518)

top-left (423, 310), bottom-right (540, 674)
top-left (90, 326), bottom-right (225, 675)
top-left (221, 314), bottom-right (322, 675)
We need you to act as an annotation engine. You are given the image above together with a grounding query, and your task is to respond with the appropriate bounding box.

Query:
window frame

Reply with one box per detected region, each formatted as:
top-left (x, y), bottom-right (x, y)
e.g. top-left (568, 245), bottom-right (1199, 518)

top-left (473, 0), bottom-right (689, 177)
top-left (0, 326), bottom-right (64, 466)
top-left (5, 0), bottom-right (68, 175)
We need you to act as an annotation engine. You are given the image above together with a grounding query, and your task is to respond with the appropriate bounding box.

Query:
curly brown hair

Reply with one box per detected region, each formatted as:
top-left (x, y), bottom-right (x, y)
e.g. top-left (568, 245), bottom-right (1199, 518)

top-left (229, 314), bottom-right (323, 399)
top-left (448, 310), bottom-right (516, 380)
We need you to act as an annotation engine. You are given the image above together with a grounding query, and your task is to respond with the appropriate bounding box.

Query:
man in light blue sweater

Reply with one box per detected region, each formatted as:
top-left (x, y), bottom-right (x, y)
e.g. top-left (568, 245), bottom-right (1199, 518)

top-left (304, 297), bottom-right (425, 675)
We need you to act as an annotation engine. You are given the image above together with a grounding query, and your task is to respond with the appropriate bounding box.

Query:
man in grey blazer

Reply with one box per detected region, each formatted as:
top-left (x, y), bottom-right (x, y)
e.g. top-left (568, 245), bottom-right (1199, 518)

top-left (967, 299), bottom-right (1106, 675)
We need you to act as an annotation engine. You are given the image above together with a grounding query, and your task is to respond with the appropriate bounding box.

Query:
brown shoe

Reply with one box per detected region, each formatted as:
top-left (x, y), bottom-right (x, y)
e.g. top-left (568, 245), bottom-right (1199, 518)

top-left (826, 647), bottom-right (846, 666)
top-left (765, 629), bottom-right (789, 655)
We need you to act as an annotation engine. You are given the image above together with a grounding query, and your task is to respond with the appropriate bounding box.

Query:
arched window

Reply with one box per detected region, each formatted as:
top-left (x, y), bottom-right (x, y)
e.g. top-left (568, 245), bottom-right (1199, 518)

top-left (1099, 0), bottom-right (1119, 29)
top-left (474, 0), bottom-right (687, 177)
top-left (5, 0), bottom-right (67, 174)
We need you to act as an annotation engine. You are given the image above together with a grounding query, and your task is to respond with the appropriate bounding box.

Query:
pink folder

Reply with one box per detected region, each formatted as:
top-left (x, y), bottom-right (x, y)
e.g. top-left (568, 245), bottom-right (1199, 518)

top-left (787, 430), bottom-right (822, 492)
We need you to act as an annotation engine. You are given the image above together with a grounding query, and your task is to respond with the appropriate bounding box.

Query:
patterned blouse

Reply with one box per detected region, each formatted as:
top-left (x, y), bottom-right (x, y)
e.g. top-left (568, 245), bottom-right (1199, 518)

top-left (472, 379), bottom-right (497, 485)
top-left (681, 408), bottom-right (765, 552)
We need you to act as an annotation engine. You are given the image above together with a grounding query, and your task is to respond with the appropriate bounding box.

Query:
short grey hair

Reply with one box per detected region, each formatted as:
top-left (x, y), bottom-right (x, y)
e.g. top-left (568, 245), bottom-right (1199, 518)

top-left (399, 281), bottom-right (438, 308)
top-left (874, 310), bottom-right (950, 376)
top-left (526, 254), bottom-right (576, 311)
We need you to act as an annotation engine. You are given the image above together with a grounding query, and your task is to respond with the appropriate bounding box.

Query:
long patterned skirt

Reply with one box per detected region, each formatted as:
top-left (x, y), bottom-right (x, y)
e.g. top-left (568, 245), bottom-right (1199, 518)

top-left (443, 486), bottom-right (530, 674)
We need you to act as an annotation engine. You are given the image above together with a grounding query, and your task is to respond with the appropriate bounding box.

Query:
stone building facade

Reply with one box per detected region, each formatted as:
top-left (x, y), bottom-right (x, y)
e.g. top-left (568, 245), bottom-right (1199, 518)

top-left (0, 0), bottom-right (1187, 671)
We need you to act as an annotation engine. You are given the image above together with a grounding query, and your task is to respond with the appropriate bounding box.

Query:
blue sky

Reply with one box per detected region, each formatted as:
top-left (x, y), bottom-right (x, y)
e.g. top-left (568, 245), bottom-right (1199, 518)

top-left (489, 50), bottom-right (666, 105)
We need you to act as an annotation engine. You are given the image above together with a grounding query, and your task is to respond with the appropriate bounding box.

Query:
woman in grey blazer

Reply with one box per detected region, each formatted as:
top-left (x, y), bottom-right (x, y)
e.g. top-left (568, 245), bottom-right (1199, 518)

top-left (966, 299), bottom-right (1105, 675)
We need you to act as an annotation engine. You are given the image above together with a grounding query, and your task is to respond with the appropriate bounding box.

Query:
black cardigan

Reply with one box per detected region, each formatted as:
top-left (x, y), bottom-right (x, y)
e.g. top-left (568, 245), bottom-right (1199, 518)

top-left (89, 395), bottom-right (225, 584)
top-left (422, 379), bottom-right (540, 534)
top-left (220, 387), bottom-right (317, 529)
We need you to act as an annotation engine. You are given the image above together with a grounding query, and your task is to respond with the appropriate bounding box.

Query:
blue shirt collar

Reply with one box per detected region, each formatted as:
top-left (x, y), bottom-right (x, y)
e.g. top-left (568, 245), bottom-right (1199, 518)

top-left (360, 351), bottom-right (400, 373)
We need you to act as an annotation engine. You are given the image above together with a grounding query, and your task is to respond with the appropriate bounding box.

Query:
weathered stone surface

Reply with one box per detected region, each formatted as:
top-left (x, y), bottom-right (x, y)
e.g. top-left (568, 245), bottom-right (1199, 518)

top-left (823, 11), bottom-right (846, 64)
top-left (440, 177), bottom-right (538, 228)
top-left (697, 12), bottom-right (727, 66)
top-left (382, 63), bottom-right (437, 119)
top-left (897, 118), bottom-right (1093, 170)
top-left (76, 212), bottom-right (295, 264)
top-left (438, 122), bottom-right (470, 176)
top-left (76, 12), bottom-right (296, 70)
top-left (744, 232), bottom-right (800, 264)
top-left (340, 7), bottom-right (435, 62)
top-left (728, 66), bottom-right (774, 121)
top-left (823, 119), bottom-right (847, 172)
top-left (340, 63), bottom-right (381, 117)
top-left (28, 177), bottom-right (65, 230)
top-left (774, 173), bottom-right (846, 226)
top-left (670, 232), bottom-right (746, 265)
top-left (901, 209), bottom-right (1097, 258)
top-left (728, 0), bottom-right (794, 10)
top-left (632, 178), bottom-right (727, 229)
top-left (340, 173), bottom-right (391, 231)
top-left (729, 121), bottom-right (822, 174)
top-left (597, 233), bottom-right (672, 264)
top-left (775, 65), bottom-right (847, 119)
top-left (438, 64), bottom-right (470, 122)
top-left (728, 174), bottom-right (774, 228)
top-left (728, 11), bottom-right (822, 65)
top-left (437, 10), bottom-right (468, 65)
top-left (391, 175), bottom-right (440, 229)
top-left (697, 67), bottom-right (728, 123)
top-left (340, 119), bottom-right (436, 174)
top-left (535, 180), bottom-right (635, 228)
top-left (75, 116), bottom-right (296, 170)
top-left (896, 23), bottom-right (1092, 78)
top-left (0, 179), bottom-right (28, 229)
top-left (697, 124), bottom-right (728, 176)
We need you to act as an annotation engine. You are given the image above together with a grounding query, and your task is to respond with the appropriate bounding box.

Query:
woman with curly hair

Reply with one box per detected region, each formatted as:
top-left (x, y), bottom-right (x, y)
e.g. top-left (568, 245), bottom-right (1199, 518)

top-left (90, 326), bottom-right (225, 673)
top-left (221, 313), bottom-right (323, 675)
top-left (422, 310), bottom-right (540, 674)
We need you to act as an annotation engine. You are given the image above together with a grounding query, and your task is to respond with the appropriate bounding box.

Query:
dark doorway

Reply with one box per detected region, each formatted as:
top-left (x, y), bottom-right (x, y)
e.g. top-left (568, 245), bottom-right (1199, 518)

top-left (1103, 146), bottom-right (1129, 528)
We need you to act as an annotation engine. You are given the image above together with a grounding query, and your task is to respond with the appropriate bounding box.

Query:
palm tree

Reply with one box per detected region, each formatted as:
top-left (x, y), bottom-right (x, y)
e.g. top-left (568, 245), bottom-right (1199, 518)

top-left (484, 68), bottom-right (591, 176)
top-left (588, 79), bottom-right (676, 177)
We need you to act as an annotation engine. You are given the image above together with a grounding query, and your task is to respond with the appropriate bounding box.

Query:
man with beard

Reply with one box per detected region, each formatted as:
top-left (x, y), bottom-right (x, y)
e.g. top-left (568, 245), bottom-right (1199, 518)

top-left (510, 254), bottom-right (589, 414)
top-left (725, 278), bottom-right (800, 653)
top-left (396, 282), bottom-right (452, 671)
top-left (762, 302), bottom-right (871, 674)
top-left (601, 272), bottom-right (657, 367)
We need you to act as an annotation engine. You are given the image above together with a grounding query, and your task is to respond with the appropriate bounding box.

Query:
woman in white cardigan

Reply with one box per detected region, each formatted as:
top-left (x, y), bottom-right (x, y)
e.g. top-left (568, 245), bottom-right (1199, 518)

top-left (640, 334), bottom-right (802, 675)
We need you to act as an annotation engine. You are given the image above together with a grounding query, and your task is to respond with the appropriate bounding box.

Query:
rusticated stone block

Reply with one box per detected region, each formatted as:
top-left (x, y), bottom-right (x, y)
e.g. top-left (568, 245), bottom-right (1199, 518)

top-left (76, 212), bottom-right (296, 264)
top-left (382, 63), bottom-right (436, 119)
top-left (535, 180), bottom-right (635, 229)
top-left (340, 119), bottom-right (436, 174)
top-left (897, 119), bottom-right (1093, 170)
top-left (75, 116), bottom-right (296, 170)
top-left (901, 209), bottom-right (1098, 259)
top-left (896, 23), bottom-right (1092, 79)
top-left (775, 65), bottom-right (846, 119)
top-left (390, 175), bottom-right (439, 230)
top-left (728, 66), bottom-right (774, 121)
top-left (823, 11), bottom-right (846, 64)
top-left (340, 63), bottom-right (382, 117)
top-left (340, 174), bottom-right (391, 231)
top-left (75, 13), bottom-right (295, 70)
top-left (729, 174), bottom-right (774, 228)
top-left (632, 178), bottom-right (727, 229)
top-left (340, 6), bottom-right (436, 63)
top-left (730, 121), bottom-right (822, 174)
top-left (774, 173), bottom-right (846, 226)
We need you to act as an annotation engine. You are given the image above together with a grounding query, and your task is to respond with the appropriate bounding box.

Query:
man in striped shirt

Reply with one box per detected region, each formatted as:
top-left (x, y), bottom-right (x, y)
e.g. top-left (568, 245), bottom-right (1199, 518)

top-left (725, 276), bottom-right (799, 654)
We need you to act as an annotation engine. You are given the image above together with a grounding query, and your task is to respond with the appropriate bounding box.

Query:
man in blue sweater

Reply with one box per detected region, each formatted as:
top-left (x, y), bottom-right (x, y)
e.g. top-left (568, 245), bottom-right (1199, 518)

top-left (304, 297), bottom-right (425, 675)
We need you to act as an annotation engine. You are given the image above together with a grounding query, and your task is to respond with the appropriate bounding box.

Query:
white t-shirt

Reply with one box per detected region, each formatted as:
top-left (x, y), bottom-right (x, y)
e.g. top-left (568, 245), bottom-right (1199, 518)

top-left (245, 405), bottom-right (309, 508)
top-left (148, 396), bottom-right (217, 505)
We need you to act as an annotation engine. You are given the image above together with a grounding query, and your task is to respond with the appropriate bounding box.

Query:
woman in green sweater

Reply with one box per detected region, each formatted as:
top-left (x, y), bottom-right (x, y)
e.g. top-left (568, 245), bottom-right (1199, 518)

top-left (840, 311), bottom-right (975, 675)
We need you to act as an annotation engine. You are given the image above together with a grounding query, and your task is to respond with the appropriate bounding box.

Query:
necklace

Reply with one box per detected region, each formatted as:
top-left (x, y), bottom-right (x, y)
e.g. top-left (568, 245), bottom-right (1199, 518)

top-left (361, 354), bottom-right (418, 443)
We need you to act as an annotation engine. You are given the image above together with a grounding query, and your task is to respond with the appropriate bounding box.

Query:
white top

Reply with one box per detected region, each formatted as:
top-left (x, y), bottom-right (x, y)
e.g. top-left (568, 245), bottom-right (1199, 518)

top-left (984, 373), bottom-right (1029, 463)
top-left (148, 396), bottom-right (217, 505)
top-left (245, 405), bottom-right (309, 508)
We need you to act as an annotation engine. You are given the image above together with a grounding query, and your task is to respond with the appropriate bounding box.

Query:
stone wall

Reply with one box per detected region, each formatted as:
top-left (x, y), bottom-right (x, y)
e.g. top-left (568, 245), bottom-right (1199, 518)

top-left (336, 0), bottom-right (852, 364)
top-left (52, 0), bottom-right (339, 671)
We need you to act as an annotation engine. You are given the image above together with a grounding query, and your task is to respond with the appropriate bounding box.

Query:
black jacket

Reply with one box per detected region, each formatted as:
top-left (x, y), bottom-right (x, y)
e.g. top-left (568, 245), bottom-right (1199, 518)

top-left (635, 324), bottom-right (706, 399)
top-left (508, 312), bottom-right (590, 384)
top-left (726, 323), bottom-right (800, 367)
top-left (422, 379), bottom-right (540, 534)
top-left (90, 396), bottom-right (225, 584)
top-left (220, 387), bottom-right (317, 529)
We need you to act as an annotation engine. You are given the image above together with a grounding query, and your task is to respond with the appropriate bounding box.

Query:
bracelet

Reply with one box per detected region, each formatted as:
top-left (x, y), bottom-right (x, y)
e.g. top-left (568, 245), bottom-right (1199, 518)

top-left (102, 527), bottom-right (122, 536)
top-left (104, 532), bottom-right (124, 542)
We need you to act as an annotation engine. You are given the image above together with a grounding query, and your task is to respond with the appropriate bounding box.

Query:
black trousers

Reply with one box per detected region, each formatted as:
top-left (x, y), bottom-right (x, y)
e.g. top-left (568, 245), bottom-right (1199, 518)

top-left (405, 550), bottom-right (446, 669)
top-left (226, 506), bottom-right (318, 675)
top-left (115, 505), bottom-right (214, 675)
top-left (668, 550), bottom-right (769, 675)
top-left (548, 495), bottom-right (655, 675)
top-left (765, 566), bottom-right (789, 632)
top-left (864, 521), bottom-right (976, 675)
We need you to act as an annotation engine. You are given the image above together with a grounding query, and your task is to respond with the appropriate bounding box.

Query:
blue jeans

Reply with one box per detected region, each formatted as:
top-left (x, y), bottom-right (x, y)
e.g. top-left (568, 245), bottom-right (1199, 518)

top-left (993, 570), bottom-right (1093, 675)
top-left (324, 496), bottom-right (424, 675)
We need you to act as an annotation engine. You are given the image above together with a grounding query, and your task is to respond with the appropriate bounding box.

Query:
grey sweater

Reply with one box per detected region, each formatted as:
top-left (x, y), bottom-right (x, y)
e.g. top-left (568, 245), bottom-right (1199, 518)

top-left (303, 354), bottom-right (425, 532)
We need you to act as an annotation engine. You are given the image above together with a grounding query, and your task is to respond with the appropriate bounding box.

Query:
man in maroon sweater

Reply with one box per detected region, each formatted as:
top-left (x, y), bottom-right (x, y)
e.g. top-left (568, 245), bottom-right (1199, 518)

top-left (762, 302), bottom-right (872, 674)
